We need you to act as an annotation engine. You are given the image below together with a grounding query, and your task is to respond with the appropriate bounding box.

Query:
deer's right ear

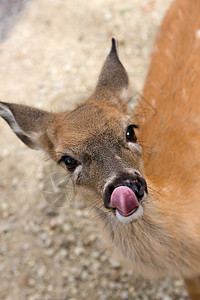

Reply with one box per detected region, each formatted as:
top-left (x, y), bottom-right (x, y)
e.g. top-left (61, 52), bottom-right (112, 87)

top-left (0, 101), bottom-right (55, 151)
top-left (94, 38), bottom-right (129, 104)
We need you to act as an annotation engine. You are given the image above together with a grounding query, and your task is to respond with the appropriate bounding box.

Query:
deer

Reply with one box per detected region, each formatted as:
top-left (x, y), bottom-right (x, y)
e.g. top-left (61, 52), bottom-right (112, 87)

top-left (0, 0), bottom-right (200, 298)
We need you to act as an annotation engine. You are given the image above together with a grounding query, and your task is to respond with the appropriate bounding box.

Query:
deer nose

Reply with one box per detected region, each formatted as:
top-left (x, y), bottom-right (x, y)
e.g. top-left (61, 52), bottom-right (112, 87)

top-left (103, 173), bottom-right (148, 209)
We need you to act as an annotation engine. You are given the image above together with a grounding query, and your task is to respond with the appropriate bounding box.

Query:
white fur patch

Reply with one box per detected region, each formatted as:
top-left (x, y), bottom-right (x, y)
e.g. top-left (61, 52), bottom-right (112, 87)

top-left (74, 165), bottom-right (82, 175)
top-left (0, 103), bottom-right (22, 134)
top-left (116, 204), bottom-right (144, 223)
top-left (127, 141), bottom-right (142, 153)
top-left (73, 164), bottom-right (83, 180)
top-left (119, 87), bottom-right (128, 100)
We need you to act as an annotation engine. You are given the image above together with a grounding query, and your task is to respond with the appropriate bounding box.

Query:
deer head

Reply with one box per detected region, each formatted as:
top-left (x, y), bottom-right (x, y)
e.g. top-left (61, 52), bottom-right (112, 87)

top-left (0, 39), bottom-right (147, 224)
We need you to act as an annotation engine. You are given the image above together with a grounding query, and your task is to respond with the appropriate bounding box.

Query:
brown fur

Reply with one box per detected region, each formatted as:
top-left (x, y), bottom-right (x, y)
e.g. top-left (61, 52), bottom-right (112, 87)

top-left (0, 1), bottom-right (200, 298)
top-left (136, 0), bottom-right (200, 295)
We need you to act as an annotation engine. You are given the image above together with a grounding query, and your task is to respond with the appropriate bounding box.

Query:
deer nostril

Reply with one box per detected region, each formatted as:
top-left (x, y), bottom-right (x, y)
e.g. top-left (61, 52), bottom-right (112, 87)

top-left (137, 182), bottom-right (145, 196)
top-left (130, 182), bottom-right (139, 193)
top-left (130, 182), bottom-right (143, 198)
top-left (130, 180), bottom-right (147, 199)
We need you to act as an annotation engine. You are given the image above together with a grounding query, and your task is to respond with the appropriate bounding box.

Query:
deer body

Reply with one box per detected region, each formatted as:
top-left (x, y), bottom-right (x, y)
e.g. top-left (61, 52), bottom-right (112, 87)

top-left (1, 0), bottom-right (200, 299)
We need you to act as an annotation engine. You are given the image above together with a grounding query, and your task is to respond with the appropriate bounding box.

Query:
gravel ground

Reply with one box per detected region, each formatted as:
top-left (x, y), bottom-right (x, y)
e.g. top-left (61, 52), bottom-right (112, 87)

top-left (0, 0), bottom-right (190, 299)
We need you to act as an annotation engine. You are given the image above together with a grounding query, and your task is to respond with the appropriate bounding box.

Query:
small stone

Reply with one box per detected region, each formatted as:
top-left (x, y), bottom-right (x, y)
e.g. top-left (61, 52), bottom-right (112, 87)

top-left (21, 243), bottom-right (30, 251)
top-left (81, 270), bottom-right (88, 280)
top-left (46, 211), bottom-right (58, 217)
top-left (27, 277), bottom-right (36, 287)
top-left (111, 270), bottom-right (121, 281)
top-left (47, 285), bottom-right (53, 292)
top-left (37, 266), bottom-right (46, 277)
top-left (101, 254), bottom-right (109, 262)
top-left (91, 251), bottom-right (100, 259)
top-left (59, 248), bottom-right (68, 258)
top-left (163, 296), bottom-right (172, 300)
top-left (62, 223), bottom-right (71, 232)
top-left (74, 246), bottom-right (84, 255)
top-left (110, 258), bottom-right (121, 269)
top-left (85, 233), bottom-right (96, 245)
top-left (121, 291), bottom-right (129, 299)
top-left (49, 218), bottom-right (58, 228)
top-left (45, 248), bottom-right (54, 256)
top-left (1, 223), bottom-right (11, 233)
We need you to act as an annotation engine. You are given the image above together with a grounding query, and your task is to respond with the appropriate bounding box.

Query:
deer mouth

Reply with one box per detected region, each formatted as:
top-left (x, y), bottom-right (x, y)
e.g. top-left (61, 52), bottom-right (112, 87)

top-left (104, 173), bottom-right (147, 223)
top-left (110, 186), bottom-right (139, 216)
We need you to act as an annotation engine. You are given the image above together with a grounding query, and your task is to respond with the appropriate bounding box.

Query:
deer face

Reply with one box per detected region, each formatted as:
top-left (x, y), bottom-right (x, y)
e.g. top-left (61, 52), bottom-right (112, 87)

top-left (51, 101), bottom-right (147, 223)
top-left (0, 39), bottom-right (147, 224)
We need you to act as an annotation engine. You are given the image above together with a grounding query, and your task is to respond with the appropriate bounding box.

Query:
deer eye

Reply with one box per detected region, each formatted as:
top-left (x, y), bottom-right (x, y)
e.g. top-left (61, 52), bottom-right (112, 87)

top-left (58, 156), bottom-right (78, 172)
top-left (126, 125), bottom-right (138, 142)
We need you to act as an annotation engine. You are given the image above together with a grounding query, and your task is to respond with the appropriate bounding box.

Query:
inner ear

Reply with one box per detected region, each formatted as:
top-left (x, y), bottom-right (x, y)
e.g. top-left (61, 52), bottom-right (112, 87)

top-left (0, 101), bottom-right (55, 151)
top-left (94, 38), bottom-right (129, 101)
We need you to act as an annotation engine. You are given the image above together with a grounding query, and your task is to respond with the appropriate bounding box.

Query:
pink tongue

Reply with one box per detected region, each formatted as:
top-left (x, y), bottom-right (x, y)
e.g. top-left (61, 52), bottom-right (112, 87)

top-left (110, 186), bottom-right (139, 215)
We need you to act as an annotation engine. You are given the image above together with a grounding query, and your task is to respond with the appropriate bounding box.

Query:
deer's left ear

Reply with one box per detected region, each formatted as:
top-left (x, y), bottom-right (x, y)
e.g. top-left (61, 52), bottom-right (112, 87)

top-left (94, 38), bottom-right (129, 105)
top-left (0, 101), bottom-right (55, 151)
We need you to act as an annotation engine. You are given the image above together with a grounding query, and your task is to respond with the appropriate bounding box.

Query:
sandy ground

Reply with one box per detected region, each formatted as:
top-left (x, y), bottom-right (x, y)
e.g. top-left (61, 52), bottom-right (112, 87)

top-left (0, 0), bottom-right (190, 299)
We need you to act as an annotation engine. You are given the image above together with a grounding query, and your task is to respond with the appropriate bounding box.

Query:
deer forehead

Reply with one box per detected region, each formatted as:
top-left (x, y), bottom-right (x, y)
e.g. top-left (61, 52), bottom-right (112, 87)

top-left (54, 103), bottom-right (129, 147)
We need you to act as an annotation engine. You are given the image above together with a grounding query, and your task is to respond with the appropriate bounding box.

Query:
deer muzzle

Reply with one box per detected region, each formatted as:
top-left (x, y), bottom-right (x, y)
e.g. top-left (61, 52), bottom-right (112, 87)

top-left (103, 173), bottom-right (147, 222)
